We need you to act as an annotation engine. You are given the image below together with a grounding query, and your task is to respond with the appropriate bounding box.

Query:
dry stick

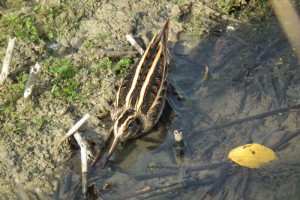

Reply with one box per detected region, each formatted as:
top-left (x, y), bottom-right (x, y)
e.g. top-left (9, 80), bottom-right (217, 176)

top-left (60, 113), bottom-right (90, 143)
top-left (270, 0), bottom-right (300, 64)
top-left (0, 37), bottom-right (16, 85)
top-left (256, 36), bottom-right (284, 61)
top-left (24, 62), bottom-right (41, 99)
top-left (201, 134), bottom-right (227, 159)
top-left (268, 73), bottom-right (280, 110)
top-left (197, 104), bottom-right (300, 133)
top-left (280, 73), bottom-right (293, 105)
top-left (126, 34), bottom-right (144, 55)
top-left (74, 132), bottom-right (94, 159)
top-left (134, 186), bottom-right (152, 196)
top-left (99, 50), bottom-right (140, 58)
top-left (221, 14), bottom-right (248, 24)
top-left (125, 184), bottom-right (183, 199)
top-left (128, 177), bottom-right (217, 200)
top-left (203, 66), bottom-right (210, 81)
top-left (173, 129), bottom-right (184, 159)
top-left (169, 78), bottom-right (186, 100)
top-left (238, 170), bottom-right (249, 200)
top-left (272, 129), bottom-right (300, 150)
top-left (174, 129), bottom-right (183, 142)
top-left (121, 186), bottom-right (153, 200)
top-left (80, 128), bottom-right (114, 199)
top-left (74, 132), bottom-right (90, 198)
top-left (134, 162), bottom-right (227, 181)
top-left (204, 5), bottom-right (247, 24)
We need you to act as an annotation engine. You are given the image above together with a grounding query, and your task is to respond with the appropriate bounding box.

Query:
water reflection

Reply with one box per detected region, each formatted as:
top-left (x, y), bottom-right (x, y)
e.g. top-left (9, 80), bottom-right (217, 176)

top-left (58, 16), bottom-right (300, 200)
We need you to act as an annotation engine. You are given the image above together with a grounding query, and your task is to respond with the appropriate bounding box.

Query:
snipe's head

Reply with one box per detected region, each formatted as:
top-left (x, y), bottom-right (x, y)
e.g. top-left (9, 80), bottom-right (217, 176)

top-left (104, 109), bottom-right (141, 167)
top-left (114, 109), bottom-right (141, 141)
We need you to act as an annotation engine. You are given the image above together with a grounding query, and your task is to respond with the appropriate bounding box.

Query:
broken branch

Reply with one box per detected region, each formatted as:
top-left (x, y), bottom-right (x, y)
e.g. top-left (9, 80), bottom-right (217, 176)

top-left (0, 37), bottom-right (16, 85)
top-left (126, 34), bottom-right (144, 55)
top-left (60, 113), bottom-right (90, 143)
top-left (24, 62), bottom-right (41, 99)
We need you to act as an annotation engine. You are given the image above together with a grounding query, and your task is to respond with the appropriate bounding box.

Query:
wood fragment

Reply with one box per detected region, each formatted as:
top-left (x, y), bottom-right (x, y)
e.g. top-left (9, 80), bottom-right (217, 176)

top-left (126, 34), bottom-right (144, 55)
top-left (221, 14), bottom-right (248, 24)
top-left (131, 178), bottom-right (215, 199)
top-left (174, 129), bottom-right (183, 142)
top-left (169, 78), bottom-right (186, 100)
top-left (270, 0), bottom-right (300, 64)
top-left (101, 182), bottom-right (111, 190)
top-left (256, 36), bottom-right (284, 61)
top-left (268, 73), bottom-right (280, 109)
top-left (134, 162), bottom-right (227, 181)
top-left (204, 66), bottom-right (210, 80)
top-left (173, 129), bottom-right (184, 158)
top-left (24, 62), bottom-right (41, 99)
top-left (0, 37), bottom-right (16, 85)
top-left (74, 132), bottom-right (89, 198)
top-left (197, 104), bottom-right (300, 133)
top-left (166, 95), bottom-right (183, 117)
top-left (98, 50), bottom-right (139, 58)
top-left (60, 113), bottom-right (90, 143)
top-left (236, 170), bottom-right (249, 199)
top-left (279, 73), bottom-right (292, 105)
top-left (135, 186), bottom-right (152, 195)
top-left (271, 129), bottom-right (300, 150)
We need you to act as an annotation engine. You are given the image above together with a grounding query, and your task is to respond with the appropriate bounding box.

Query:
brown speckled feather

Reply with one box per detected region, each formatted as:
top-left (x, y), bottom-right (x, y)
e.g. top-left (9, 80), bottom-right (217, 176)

top-left (105, 20), bottom-right (170, 167)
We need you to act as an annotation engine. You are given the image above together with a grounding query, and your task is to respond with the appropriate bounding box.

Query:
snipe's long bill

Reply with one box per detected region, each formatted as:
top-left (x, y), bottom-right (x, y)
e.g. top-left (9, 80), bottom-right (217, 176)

top-left (103, 19), bottom-right (170, 167)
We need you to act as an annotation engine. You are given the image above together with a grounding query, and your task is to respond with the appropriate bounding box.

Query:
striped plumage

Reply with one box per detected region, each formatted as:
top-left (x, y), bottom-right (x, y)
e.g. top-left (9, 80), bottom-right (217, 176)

top-left (105, 20), bottom-right (170, 165)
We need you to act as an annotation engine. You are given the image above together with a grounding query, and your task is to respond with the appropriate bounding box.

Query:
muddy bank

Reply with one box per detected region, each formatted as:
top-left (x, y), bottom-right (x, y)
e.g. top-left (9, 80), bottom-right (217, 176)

top-left (0, 0), bottom-right (209, 197)
top-left (1, 0), bottom-right (300, 199)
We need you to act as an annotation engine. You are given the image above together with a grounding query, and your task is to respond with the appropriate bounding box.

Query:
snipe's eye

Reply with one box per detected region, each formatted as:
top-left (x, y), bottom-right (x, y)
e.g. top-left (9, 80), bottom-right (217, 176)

top-left (128, 122), bottom-right (133, 128)
top-left (136, 118), bottom-right (140, 125)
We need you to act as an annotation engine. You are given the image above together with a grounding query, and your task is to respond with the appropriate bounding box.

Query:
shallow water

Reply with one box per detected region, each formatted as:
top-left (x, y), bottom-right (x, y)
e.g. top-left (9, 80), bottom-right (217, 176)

top-left (1, 1), bottom-right (300, 199)
top-left (59, 15), bottom-right (300, 200)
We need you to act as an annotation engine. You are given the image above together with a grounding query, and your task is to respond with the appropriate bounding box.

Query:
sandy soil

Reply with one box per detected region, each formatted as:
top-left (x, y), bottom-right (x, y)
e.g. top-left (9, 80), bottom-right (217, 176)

top-left (0, 0), bottom-right (300, 199)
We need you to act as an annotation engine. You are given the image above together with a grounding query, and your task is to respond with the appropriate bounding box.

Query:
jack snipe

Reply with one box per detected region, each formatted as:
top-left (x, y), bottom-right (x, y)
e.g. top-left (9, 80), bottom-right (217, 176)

top-left (104, 20), bottom-right (170, 165)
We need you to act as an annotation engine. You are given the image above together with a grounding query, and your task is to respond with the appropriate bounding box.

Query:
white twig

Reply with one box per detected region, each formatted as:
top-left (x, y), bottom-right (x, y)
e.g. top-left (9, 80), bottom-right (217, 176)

top-left (60, 113), bottom-right (90, 143)
top-left (24, 62), bottom-right (41, 98)
top-left (74, 132), bottom-right (88, 173)
top-left (173, 129), bottom-right (184, 160)
top-left (82, 171), bottom-right (88, 197)
top-left (203, 66), bottom-right (210, 81)
top-left (174, 129), bottom-right (183, 142)
top-left (74, 132), bottom-right (89, 197)
top-left (126, 34), bottom-right (144, 55)
top-left (74, 132), bottom-right (94, 160)
top-left (0, 37), bottom-right (16, 85)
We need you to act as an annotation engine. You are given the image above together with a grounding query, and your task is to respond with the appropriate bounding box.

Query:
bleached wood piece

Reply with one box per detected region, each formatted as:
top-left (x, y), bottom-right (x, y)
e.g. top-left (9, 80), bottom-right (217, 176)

top-left (74, 132), bottom-right (88, 173)
top-left (126, 34), bottom-right (144, 55)
top-left (174, 129), bottom-right (183, 142)
top-left (270, 0), bottom-right (300, 64)
top-left (204, 66), bottom-right (210, 80)
top-left (74, 132), bottom-right (89, 197)
top-left (24, 62), bottom-right (41, 98)
top-left (0, 37), bottom-right (16, 85)
top-left (60, 113), bottom-right (90, 143)
top-left (74, 132), bottom-right (94, 160)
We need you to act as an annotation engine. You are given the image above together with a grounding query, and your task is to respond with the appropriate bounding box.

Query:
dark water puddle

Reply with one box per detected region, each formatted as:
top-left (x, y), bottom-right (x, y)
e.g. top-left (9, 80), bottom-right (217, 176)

top-left (55, 16), bottom-right (300, 200)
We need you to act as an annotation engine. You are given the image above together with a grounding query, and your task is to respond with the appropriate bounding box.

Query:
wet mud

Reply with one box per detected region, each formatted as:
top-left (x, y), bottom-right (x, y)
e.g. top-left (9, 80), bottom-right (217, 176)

top-left (0, 0), bottom-right (300, 199)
